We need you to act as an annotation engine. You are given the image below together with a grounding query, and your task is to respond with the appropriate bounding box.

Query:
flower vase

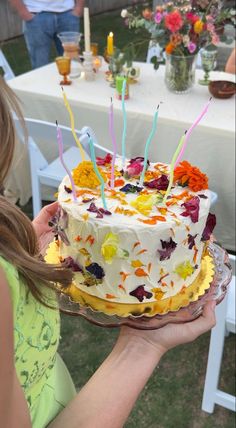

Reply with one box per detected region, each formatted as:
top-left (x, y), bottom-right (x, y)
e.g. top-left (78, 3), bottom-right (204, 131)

top-left (165, 54), bottom-right (197, 94)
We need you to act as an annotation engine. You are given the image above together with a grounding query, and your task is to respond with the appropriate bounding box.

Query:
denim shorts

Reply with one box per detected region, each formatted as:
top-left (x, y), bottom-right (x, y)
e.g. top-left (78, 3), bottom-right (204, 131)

top-left (23, 10), bottom-right (80, 69)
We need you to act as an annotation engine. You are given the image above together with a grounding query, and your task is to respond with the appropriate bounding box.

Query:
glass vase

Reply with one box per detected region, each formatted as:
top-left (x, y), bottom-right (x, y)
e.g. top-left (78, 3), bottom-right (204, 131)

top-left (165, 53), bottom-right (197, 94)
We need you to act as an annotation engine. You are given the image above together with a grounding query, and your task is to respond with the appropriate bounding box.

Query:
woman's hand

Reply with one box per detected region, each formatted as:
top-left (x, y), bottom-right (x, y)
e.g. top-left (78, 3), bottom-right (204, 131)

top-left (120, 300), bottom-right (216, 358)
top-left (32, 202), bottom-right (58, 255)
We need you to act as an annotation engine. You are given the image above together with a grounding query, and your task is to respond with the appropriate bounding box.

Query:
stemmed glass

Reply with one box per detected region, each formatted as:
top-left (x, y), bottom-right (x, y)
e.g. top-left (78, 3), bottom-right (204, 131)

top-left (199, 48), bottom-right (218, 85)
top-left (55, 56), bottom-right (71, 85)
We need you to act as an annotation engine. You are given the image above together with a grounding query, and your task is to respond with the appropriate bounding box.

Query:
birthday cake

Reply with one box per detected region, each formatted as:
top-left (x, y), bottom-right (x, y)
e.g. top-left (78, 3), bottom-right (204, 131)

top-left (49, 155), bottom-right (216, 317)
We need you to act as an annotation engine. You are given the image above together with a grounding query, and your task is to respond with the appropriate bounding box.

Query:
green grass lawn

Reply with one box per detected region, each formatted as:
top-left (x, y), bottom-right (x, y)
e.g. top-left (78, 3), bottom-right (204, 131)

top-left (3, 6), bottom-right (236, 428)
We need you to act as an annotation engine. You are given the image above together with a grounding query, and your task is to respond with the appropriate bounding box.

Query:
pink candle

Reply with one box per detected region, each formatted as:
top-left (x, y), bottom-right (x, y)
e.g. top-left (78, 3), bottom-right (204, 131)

top-left (174, 98), bottom-right (212, 168)
top-left (109, 97), bottom-right (117, 188)
top-left (56, 121), bottom-right (77, 201)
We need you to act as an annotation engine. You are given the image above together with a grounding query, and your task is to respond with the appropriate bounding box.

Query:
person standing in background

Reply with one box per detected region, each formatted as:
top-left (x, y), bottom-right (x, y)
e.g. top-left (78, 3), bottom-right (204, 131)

top-left (8, 0), bottom-right (84, 69)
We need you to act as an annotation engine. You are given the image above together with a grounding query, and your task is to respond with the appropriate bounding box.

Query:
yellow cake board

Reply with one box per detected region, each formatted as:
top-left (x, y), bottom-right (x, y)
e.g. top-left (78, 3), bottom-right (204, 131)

top-left (45, 241), bottom-right (215, 318)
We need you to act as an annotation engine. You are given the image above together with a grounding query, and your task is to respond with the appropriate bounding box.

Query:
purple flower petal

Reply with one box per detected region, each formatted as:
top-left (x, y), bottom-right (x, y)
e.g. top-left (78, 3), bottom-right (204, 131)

top-left (158, 238), bottom-right (177, 261)
top-left (87, 202), bottom-right (112, 218)
top-left (63, 256), bottom-right (83, 272)
top-left (87, 202), bottom-right (98, 213)
top-left (129, 285), bottom-right (153, 302)
top-left (181, 197), bottom-right (200, 223)
top-left (86, 262), bottom-right (105, 279)
top-left (49, 207), bottom-right (70, 245)
top-left (201, 213), bottom-right (216, 241)
top-left (64, 185), bottom-right (72, 194)
top-left (120, 183), bottom-right (143, 193)
top-left (144, 175), bottom-right (169, 190)
top-left (188, 233), bottom-right (198, 249)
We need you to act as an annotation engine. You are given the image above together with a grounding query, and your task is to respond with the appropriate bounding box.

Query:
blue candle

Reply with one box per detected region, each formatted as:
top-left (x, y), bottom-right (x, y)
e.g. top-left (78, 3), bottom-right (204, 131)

top-left (139, 106), bottom-right (159, 187)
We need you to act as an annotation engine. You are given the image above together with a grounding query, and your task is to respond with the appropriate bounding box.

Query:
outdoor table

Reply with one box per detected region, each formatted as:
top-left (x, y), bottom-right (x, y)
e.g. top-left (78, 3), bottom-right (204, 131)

top-left (7, 62), bottom-right (235, 251)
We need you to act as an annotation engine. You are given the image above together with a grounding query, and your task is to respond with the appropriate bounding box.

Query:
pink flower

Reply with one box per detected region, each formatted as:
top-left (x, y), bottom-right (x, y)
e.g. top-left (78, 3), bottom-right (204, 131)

top-left (126, 161), bottom-right (143, 177)
top-left (206, 15), bottom-right (214, 23)
top-left (154, 12), bottom-right (163, 24)
top-left (187, 41), bottom-right (197, 53)
top-left (165, 10), bottom-right (183, 33)
top-left (186, 12), bottom-right (199, 24)
top-left (181, 197), bottom-right (200, 223)
top-left (207, 22), bottom-right (215, 32)
top-left (96, 153), bottom-right (112, 166)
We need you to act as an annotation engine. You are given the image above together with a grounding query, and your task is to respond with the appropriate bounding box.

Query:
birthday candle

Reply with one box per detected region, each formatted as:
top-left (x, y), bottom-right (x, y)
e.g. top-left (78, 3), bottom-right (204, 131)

top-left (163, 132), bottom-right (187, 205)
top-left (121, 78), bottom-right (127, 170)
top-left (61, 87), bottom-right (86, 162)
top-left (109, 97), bottom-right (117, 189)
top-left (56, 121), bottom-right (77, 202)
top-left (107, 32), bottom-right (114, 56)
top-left (139, 105), bottom-right (159, 187)
top-left (88, 133), bottom-right (107, 210)
top-left (174, 97), bottom-right (212, 168)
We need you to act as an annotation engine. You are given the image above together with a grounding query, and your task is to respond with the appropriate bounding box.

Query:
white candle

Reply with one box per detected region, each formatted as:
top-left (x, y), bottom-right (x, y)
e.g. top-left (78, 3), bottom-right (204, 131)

top-left (84, 7), bottom-right (91, 53)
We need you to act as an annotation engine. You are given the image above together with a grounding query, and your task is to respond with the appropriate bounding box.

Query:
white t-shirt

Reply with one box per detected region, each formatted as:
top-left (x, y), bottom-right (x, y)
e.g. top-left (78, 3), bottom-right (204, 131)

top-left (23, 0), bottom-right (75, 13)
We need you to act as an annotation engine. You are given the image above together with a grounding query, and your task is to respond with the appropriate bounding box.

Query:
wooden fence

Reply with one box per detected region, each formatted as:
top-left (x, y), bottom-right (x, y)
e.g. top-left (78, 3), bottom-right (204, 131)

top-left (0, 0), bottom-right (144, 42)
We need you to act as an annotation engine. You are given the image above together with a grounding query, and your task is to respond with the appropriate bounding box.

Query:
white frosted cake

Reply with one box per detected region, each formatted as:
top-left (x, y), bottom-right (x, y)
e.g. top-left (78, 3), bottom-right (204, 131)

top-left (52, 156), bottom-right (216, 316)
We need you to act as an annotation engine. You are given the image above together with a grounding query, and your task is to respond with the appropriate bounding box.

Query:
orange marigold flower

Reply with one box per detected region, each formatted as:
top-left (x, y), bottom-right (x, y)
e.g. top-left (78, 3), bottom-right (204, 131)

top-left (72, 161), bottom-right (107, 189)
top-left (165, 42), bottom-right (175, 54)
top-left (194, 20), bottom-right (204, 34)
top-left (174, 161), bottom-right (208, 192)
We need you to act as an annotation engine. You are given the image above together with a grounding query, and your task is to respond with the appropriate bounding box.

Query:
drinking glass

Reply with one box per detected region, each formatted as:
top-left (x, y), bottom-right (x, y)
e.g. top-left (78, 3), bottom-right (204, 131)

top-left (199, 48), bottom-right (217, 85)
top-left (55, 57), bottom-right (71, 85)
top-left (57, 32), bottom-right (82, 78)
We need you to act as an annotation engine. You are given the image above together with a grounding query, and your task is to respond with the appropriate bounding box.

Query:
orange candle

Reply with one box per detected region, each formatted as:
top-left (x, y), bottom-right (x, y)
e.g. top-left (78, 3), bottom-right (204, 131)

top-left (107, 32), bottom-right (114, 56)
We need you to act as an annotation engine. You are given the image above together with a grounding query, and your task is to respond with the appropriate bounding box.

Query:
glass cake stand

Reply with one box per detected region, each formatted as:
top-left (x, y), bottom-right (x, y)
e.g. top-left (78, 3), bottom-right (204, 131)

top-left (57, 242), bottom-right (232, 330)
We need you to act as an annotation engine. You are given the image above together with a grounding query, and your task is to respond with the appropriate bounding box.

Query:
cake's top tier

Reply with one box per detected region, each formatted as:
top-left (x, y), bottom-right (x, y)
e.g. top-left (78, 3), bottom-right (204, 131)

top-left (58, 156), bottom-right (211, 228)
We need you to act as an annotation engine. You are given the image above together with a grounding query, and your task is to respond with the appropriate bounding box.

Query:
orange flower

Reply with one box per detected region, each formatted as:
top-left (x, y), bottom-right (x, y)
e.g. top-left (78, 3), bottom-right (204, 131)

top-left (170, 33), bottom-right (182, 47)
top-left (174, 161), bottom-right (208, 192)
top-left (165, 42), bottom-right (175, 54)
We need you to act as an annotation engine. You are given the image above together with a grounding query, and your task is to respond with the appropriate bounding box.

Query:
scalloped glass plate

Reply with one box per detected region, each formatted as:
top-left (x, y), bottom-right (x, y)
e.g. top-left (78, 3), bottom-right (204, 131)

top-left (57, 242), bottom-right (232, 330)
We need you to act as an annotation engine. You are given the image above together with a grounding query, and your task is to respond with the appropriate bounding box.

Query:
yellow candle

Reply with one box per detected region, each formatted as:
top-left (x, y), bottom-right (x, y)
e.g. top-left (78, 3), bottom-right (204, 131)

top-left (107, 32), bottom-right (114, 56)
top-left (61, 88), bottom-right (86, 162)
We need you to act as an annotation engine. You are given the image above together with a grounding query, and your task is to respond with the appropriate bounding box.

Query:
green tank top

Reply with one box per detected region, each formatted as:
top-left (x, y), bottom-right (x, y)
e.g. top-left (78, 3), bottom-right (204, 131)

top-left (0, 256), bottom-right (76, 428)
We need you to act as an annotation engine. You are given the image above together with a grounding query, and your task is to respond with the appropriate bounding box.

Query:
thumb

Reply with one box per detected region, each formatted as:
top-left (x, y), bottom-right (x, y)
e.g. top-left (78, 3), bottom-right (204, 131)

top-left (42, 201), bottom-right (59, 219)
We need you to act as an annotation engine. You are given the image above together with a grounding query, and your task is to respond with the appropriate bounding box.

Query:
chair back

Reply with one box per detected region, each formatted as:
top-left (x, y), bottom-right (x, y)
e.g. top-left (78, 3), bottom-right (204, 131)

top-left (0, 50), bottom-right (15, 80)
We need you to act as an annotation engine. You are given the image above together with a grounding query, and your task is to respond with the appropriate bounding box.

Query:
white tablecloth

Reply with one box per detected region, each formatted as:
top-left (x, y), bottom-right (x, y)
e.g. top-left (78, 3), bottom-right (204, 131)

top-left (8, 62), bottom-right (235, 251)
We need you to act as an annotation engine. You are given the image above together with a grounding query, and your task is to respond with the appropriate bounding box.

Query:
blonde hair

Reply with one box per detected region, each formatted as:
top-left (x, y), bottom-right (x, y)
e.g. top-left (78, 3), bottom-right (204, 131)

top-left (0, 77), bottom-right (72, 306)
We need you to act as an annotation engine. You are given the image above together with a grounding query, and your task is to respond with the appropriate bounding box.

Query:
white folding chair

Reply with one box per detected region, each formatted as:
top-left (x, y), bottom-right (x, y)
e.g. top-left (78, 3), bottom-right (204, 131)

top-left (202, 254), bottom-right (236, 413)
top-left (0, 49), bottom-right (15, 80)
top-left (14, 118), bottom-right (112, 218)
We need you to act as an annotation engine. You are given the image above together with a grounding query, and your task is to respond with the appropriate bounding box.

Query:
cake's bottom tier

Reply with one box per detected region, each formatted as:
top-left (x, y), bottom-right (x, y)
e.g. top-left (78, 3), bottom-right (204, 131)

top-left (46, 242), bottom-right (215, 317)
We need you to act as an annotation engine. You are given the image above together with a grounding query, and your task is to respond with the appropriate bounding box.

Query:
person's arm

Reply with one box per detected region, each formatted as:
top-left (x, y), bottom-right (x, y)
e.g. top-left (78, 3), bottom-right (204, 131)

top-left (72, 0), bottom-right (85, 17)
top-left (8, 0), bottom-right (34, 21)
top-left (0, 268), bottom-right (31, 428)
top-left (48, 301), bottom-right (216, 428)
top-left (225, 48), bottom-right (236, 74)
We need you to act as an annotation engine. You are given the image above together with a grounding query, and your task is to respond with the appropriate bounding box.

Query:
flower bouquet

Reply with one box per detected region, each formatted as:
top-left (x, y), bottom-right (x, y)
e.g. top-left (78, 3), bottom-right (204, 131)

top-left (121, 1), bottom-right (235, 93)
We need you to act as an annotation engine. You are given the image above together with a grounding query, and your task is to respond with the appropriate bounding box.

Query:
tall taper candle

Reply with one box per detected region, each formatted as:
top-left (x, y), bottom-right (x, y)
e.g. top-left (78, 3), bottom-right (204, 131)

top-left (139, 105), bottom-right (159, 187)
top-left (61, 87), bottom-right (86, 162)
top-left (88, 133), bottom-right (107, 209)
top-left (84, 7), bottom-right (91, 52)
top-left (109, 97), bottom-right (117, 189)
top-left (163, 131), bottom-right (187, 205)
top-left (121, 78), bottom-right (127, 170)
top-left (174, 98), bottom-right (212, 168)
